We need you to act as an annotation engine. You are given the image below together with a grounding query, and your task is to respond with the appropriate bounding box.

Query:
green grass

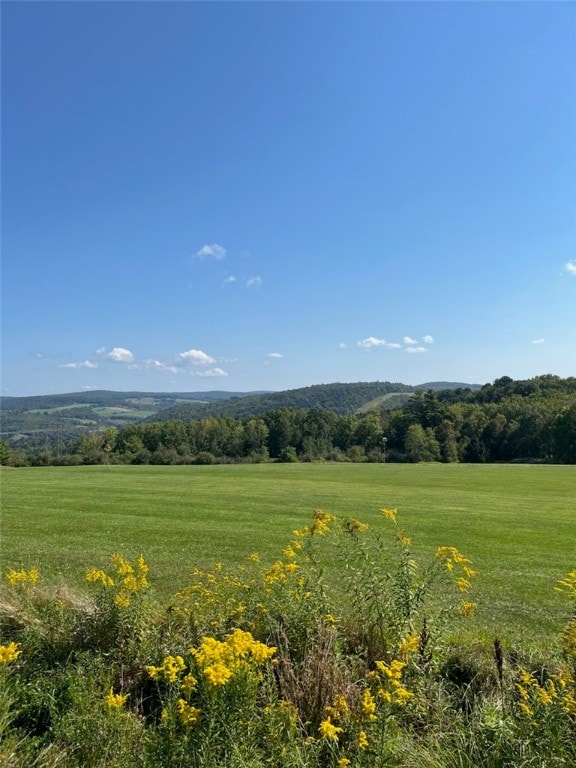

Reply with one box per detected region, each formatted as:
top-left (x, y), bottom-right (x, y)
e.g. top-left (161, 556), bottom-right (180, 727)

top-left (1, 463), bottom-right (574, 645)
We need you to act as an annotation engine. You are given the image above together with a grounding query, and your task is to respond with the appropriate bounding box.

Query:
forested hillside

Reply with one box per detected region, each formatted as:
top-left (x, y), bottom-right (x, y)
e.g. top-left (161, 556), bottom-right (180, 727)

top-left (2, 375), bottom-right (574, 466)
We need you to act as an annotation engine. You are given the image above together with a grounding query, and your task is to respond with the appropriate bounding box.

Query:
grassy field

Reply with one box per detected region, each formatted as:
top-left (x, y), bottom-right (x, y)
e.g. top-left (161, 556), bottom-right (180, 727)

top-left (1, 463), bottom-right (574, 645)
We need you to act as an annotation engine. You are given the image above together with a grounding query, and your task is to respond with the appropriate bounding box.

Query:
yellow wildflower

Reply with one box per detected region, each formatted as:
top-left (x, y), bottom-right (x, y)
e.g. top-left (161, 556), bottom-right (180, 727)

top-left (396, 530), bottom-right (412, 546)
top-left (349, 518), bottom-right (369, 533)
top-left (6, 567), bottom-right (39, 586)
top-left (111, 555), bottom-right (133, 576)
top-left (555, 570), bottom-right (576, 598)
top-left (311, 509), bottom-right (335, 536)
top-left (105, 688), bottom-right (128, 709)
top-left (248, 553), bottom-right (260, 562)
top-left (325, 694), bottom-right (349, 721)
top-left (0, 642), bottom-right (21, 664)
top-left (282, 545), bottom-right (297, 559)
top-left (318, 717), bottom-right (343, 742)
top-left (459, 601), bottom-right (477, 618)
top-left (357, 729), bottom-right (369, 749)
top-left (85, 569), bottom-right (114, 587)
top-left (379, 508), bottom-right (397, 522)
top-left (177, 698), bottom-right (200, 727)
top-left (456, 577), bottom-right (471, 593)
top-left (204, 662), bottom-right (233, 686)
top-left (361, 689), bottom-right (377, 721)
top-left (398, 632), bottom-right (419, 658)
top-left (181, 673), bottom-right (197, 695)
top-left (114, 593), bottom-right (131, 609)
top-left (337, 759), bottom-right (351, 768)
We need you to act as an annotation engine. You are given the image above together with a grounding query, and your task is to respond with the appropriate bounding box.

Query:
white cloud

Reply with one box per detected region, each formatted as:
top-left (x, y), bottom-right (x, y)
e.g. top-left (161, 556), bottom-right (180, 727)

top-left (403, 336), bottom-right (418, 345)
top-left (405, 347), bottom-right (427, 354)
top-left (358, 337), bottom-right (401, 350)
top-left (176, 349), bottom-right (216, 365)
top-left (564, 260), bottom-right (576, 276)
top-left (193, 367), bottom-right (228, 378)
top-left (422, 335), bottom-right (434, 344)
top-left (197, 243), bottom-right (226, 260)
top-left (246, 275), bottom-right (262, 287)
top-left (339, 342), bottom-right (347, 349)
top-left (531, 338), bottom-right (545, 345)
top-left (268, 352), bottom-right (283, 359)
top-left (59, 361), bottom-right (98, 369)
top-left (358, 337), bottom-right (387, 348)
top-left (223, 275), bottom-right (237, 284)
top-left (107, 347), bottom-right (134, 363)
top-left (95, 347), bottom-right (107, 355)
top-left (144, 359), bottom-right (180, 373)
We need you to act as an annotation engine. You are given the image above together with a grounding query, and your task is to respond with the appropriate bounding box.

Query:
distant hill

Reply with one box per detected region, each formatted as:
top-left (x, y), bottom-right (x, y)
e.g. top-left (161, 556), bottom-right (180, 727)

top-left (0, 390), bottom-right (264, 446)
top-left (140, 381), bottom-right (416, 422)
top-left (0, 381), bottom-right (481, 446)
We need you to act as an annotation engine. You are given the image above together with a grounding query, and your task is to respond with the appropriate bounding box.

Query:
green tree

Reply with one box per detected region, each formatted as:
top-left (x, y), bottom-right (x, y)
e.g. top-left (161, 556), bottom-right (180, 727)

top-left (0, 438), bottom-right (11, 465)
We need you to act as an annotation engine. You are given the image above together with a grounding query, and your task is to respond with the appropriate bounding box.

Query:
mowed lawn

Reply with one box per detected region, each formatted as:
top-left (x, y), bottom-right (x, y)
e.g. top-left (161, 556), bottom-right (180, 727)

top-left (1, 463), bottom-right (574, 645)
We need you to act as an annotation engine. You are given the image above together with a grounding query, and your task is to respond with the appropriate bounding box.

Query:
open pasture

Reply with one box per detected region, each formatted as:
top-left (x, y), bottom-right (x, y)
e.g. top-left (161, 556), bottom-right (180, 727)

top-left (1, 463), bottom-right (574, 645)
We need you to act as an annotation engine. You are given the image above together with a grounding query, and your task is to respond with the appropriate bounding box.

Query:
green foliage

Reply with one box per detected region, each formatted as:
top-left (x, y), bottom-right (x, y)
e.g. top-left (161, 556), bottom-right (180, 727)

top-left (1, 508), bottom-right (575, 767)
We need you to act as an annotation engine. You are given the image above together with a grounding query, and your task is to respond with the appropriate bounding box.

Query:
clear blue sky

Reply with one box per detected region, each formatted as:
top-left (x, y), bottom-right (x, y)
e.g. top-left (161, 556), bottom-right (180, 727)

top-left (2, 1), bottom-right (575, 396)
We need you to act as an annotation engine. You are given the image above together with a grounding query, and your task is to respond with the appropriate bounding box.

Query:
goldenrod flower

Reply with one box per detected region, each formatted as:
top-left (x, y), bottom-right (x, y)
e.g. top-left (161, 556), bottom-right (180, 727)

top-left (6, 567), bottom-right (39, 586)
top-left (203, 662), bottom-right (232, 686)
top-left (337, 759), bottom-right (351, 768)
top-left (459, 601), bottom-right (477, 618)
top-left (318, 717), bottom-right (343, 742)
top-left (282, 545), bottom-right (297, 559)
top-left (349, 518), bottom-right (369, 533)
top-left (177, 698), bottom-right (200, 727)
top-left (181, 673), bottom-right (197, 695)
top-left (361, 689), bottom-right (377, 721)
top-left (0, 642), bottom-right (21, 664)
top-left (379, 508), bottom-right (397, 522)
top-left (555, 570), bottom-right (576, 598)
top-left (456, 577), bottom-right (471, 593)
top-left (398, 633), bottom-right (419, 658)
top-left (85, 568), bottom-right (114, 587)
top-left (311, 509), bottom-right (334, 536)
top-left (105, 688), bottom-right (128, 709)
top-left (114, 593), bottom-right (131, 609)
top-left (357, 730), bottom-right (369, 749)
top-left (325, 694), bottom-right (349, 721)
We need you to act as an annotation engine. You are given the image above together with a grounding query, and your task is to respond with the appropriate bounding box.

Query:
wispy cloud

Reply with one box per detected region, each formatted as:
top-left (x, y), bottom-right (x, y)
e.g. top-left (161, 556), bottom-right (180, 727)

top-left (223, 275), bottom-right (237, 284)
top-left (246, 275), bottom-right (262, 288)
top-left (564, 260), bottom-right (576, 276)
top-left (268, 352), bottom-right (283, 359)
top-left (403, 336), bottom-right (418, 345)
top-left (405, 346), bottom-right (427, 354)
top-left (339, 342), bottom-right (347, 349)
top-left (59, 360), bottom-right (98, 369)
top-left (193, 367), bottom-right (228, 378)
top-left (176, 349), bottom-right (216, 366)
top-left (197, 243), bottom-right (226, 260)
top-left (358, 337), bottom-right (400, 350)
top-left (422, 335), bottom-right (434, 344)
top-left (144, 359), bottom-right (180, 373)
top-left (107, 347), bottom-right (134, 363)
top-left (531, 338), bottom-right (545, 345)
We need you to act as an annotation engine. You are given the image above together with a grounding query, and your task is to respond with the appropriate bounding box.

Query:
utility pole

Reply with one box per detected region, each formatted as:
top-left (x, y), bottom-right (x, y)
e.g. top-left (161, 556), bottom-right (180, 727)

top-left (382, 436), bottom-right (388, 463)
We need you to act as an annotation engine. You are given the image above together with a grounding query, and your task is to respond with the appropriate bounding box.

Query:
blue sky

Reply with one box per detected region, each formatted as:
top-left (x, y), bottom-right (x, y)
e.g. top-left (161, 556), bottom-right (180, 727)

top-left (2, 1), bottom-right (575, 396)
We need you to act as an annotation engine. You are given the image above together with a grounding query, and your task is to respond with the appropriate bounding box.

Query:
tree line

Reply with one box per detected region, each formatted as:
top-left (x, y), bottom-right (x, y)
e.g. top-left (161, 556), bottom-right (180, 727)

top-left (2, 375), bottom-right (575, 466)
